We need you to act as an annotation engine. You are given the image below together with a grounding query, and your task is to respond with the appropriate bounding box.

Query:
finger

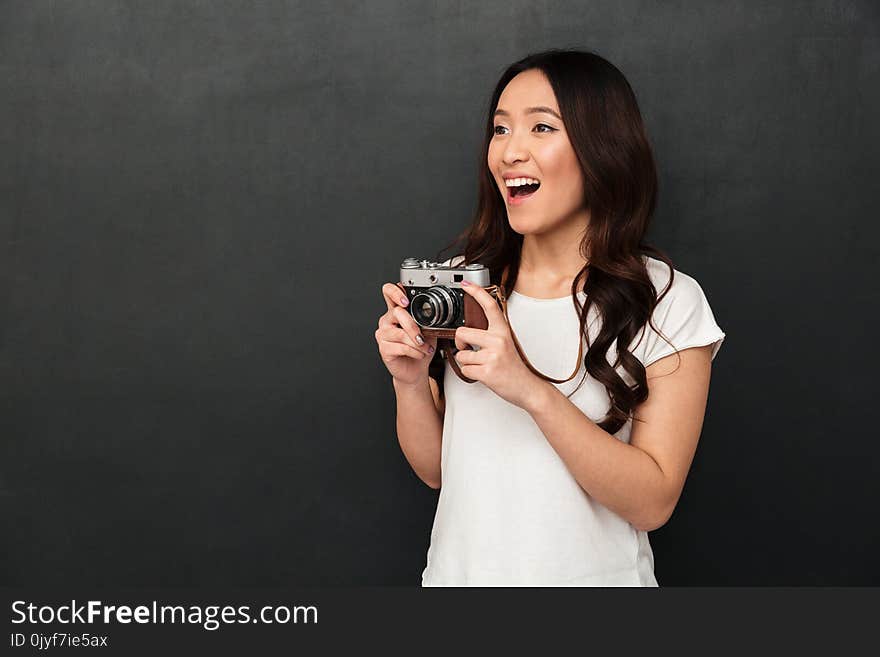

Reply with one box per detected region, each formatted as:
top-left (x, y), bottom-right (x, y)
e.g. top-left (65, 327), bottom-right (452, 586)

top-left (457, 363), bottom-right (481, 381)
top-left (392, 306), bottom-right (432, 352)
top-left (382, 282), bottom-right (410, 313)
top-left (378, 311), bottom-right (395, 329)
top-left (454, 326), bottom-right (490, 352)
top-left (380, 340), bottom-right (426, 361)
top-left (460, 281), bottom-right (505, 328)
top-left (375, 324), bottom-right (408, 346)
top-left (453, 347), bottom-right (486, 367)
top-left (377, 306), bottom-right (410, 330)
top-left (377, 325), bottom-right (428, 352)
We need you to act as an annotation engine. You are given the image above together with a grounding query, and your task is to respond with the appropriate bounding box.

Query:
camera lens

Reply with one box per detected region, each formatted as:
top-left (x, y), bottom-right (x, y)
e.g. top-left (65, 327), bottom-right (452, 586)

top-left (410, 286), bottom-right (460, 327)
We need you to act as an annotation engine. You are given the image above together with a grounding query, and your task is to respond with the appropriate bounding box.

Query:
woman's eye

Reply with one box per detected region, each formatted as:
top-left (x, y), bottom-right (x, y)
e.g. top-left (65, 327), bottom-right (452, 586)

top-left (493, 124), bottom-right (555, 136)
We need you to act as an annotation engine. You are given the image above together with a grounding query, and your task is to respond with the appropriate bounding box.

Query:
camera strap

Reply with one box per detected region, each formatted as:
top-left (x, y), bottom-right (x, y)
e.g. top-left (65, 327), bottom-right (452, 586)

top-left (492, 265), bottom-right (584, 385)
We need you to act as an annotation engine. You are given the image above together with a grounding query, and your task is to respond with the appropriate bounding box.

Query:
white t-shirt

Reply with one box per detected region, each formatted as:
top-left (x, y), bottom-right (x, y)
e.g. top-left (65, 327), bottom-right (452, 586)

top-left (421, 255), bottom-right (726, 586)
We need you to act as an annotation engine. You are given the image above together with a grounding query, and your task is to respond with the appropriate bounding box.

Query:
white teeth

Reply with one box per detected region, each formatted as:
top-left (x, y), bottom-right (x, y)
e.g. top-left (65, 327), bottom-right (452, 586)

top-left (505, 177), bottom-right (541, 187)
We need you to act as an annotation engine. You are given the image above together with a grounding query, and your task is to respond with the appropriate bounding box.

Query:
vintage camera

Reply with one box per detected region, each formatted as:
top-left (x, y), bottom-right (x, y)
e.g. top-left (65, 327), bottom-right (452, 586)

top-left (397, 257), bottom-right (499, 339)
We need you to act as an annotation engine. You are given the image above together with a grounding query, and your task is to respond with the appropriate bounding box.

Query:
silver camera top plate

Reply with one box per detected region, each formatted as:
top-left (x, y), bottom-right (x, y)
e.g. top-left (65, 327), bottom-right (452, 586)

top-left (399, 257), bottom-right (490, 287)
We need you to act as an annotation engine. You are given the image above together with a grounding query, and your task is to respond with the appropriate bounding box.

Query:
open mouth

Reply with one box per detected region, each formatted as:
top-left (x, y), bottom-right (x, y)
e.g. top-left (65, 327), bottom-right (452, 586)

top-left (505, 178), bottom-right (541, 204)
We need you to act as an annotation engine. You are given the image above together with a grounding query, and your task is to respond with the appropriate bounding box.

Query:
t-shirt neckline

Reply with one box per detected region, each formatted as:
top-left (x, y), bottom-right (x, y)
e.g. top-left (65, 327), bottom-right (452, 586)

top-left (509, 290), bottom-right (588, 303)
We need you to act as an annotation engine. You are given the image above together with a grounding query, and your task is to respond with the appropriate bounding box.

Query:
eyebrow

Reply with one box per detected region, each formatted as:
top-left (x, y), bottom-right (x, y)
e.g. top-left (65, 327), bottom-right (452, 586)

top-left (493, 106), bottom-right (562, 120)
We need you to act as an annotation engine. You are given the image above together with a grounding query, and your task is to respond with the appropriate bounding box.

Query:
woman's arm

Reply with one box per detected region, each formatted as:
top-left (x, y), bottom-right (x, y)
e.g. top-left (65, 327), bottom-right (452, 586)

top-left (525, 344), bottom-right (714, 532)
top-left (375, 282), bottom-right (443, 490)
top-left (392, 376), bottom-right (444, 490)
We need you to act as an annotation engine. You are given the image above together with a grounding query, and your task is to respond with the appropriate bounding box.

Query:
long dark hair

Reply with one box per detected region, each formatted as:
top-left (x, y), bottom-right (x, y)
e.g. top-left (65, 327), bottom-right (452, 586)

top-left (437, 49), bottom-right (678, 435)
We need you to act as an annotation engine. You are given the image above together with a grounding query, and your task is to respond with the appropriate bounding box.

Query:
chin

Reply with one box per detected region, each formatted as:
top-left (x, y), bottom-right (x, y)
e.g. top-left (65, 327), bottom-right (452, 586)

top-left (506, 218), bottom-right (532, 235)
top-left (507, 214), bottom-right (551, 236)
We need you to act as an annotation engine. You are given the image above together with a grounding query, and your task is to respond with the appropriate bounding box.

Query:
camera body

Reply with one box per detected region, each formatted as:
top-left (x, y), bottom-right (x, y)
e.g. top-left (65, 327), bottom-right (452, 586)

top-left (397, 257), bottom-right (498, 339)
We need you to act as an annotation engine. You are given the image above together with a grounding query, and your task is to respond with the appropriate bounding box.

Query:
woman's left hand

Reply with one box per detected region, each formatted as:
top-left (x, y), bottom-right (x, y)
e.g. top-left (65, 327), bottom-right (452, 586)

top-left (453, 281), bottom-right (547, 410)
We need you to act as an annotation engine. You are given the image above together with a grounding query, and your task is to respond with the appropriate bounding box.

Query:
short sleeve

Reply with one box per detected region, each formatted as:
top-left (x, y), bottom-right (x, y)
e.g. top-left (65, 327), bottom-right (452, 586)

top-left (637, 268), bottom-right (726, 368)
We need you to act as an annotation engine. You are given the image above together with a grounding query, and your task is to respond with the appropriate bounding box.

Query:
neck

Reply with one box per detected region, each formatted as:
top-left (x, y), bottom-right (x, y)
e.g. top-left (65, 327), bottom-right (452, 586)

top-left (518, 210), bottom-right (590, 282)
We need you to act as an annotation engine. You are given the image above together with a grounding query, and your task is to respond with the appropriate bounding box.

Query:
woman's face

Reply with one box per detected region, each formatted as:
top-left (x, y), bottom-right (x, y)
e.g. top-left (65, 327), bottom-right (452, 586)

top-left (487, 69), bottom-right (587, 236)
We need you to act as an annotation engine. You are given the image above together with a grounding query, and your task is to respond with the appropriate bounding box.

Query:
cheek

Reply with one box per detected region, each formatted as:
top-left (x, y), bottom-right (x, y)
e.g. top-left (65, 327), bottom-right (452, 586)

top-left (541, 146), bottom-right (584, 203)
top-left (487, 142), bottom-right (501, 171)
top-left (541, 143), bottom-right (580, 181)
top-left (486, 147), bottom-right (505, 192)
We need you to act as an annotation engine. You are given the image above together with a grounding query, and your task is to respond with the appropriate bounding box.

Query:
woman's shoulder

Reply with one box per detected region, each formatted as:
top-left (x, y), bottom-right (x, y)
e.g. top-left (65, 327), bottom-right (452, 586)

top-left (637, 255), bottom-right (726, 365)
top-left (642, 254), bottom-right (705, 303)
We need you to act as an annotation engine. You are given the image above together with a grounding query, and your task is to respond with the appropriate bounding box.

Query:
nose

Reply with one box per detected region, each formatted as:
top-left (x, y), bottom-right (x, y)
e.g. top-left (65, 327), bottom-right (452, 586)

top-left (502, 129), bottom-right (530, 165)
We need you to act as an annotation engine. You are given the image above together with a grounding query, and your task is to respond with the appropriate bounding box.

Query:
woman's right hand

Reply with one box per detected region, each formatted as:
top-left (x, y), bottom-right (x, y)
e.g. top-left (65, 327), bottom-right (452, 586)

top-left (375, 283), bottom-right (438, 386)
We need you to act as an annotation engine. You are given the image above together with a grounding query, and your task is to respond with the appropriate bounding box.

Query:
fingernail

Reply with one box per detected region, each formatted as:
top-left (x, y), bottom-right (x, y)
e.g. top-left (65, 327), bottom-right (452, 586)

top-left (428, 344), bottom-right (435, 354)
top-left (399, 296), bottom-right (409, 306)
top-left (415, 334), bottom-right (424, 345)
top-left (461, 280), bottom-right (471, 287)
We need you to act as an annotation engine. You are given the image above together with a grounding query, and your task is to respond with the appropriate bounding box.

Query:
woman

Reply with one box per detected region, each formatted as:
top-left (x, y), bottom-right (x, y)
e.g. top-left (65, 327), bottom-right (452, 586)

top-left (374, 49), bottom-right (725, 586)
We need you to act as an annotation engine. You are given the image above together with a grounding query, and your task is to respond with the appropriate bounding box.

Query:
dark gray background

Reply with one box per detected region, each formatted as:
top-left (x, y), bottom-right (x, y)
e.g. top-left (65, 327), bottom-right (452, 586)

top-left (1, 1), bottom-right (877, 586)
